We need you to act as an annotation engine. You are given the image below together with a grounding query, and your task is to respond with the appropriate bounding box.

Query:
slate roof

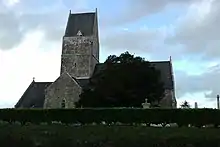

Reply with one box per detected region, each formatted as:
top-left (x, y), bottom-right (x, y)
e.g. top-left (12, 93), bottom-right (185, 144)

top-left (15, 81), bottom-right (52, 108)
top-left (64, 12), bottom-right (95, 37)
top-left (75, 78), bottom-right (90, 89)
top-left (151, 61), bottom-right (174, 90)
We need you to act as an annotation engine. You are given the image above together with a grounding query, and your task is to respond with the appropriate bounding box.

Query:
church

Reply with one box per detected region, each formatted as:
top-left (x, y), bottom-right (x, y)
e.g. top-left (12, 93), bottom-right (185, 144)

top-left (15, 9), bottom-right (177, 109)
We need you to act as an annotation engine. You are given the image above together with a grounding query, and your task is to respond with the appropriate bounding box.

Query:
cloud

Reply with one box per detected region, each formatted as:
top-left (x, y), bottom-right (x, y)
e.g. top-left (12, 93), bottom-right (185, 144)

top-left (166, 0), bottom-right (220, 59)
top-left (105, 0), bottom-right (194, 26)
top-left (102, 0), bottom-right (220, 60)
top-left (175, 63), bottom-right (220, 100)
top-left (0, 30), bottom-right (61, 108)
top-left (0, 11), bottom-right (66, 50)
top-left (0, 0), bottom-right (91, 50)
top-left (0, 1), bottom-right (61, 50)
top-left (3, 0), bottom-right (20, 7)
top-left (0, 12), bottom-right (24, 49)
top-left (101, 28), bottom-right (163, 53)
top-left (100, 25), bottom-right (186, 60)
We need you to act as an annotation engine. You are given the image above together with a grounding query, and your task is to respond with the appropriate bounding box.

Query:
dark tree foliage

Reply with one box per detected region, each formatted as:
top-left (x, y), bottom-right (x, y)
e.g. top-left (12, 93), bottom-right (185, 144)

top-left (75, 51), bottom-right (165, 108)
top-left (180, 100), bottom-right (190, 109)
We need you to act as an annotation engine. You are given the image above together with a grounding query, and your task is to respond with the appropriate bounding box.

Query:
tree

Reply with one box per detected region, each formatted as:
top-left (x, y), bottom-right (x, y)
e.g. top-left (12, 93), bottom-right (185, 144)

top-left (180, 100), bottom-right (190, 109)
top-left (75, 51), bottom-right (165, 108)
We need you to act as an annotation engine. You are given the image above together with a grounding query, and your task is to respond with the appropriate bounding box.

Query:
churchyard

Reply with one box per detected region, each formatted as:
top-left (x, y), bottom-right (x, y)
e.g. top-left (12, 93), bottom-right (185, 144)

top-left (0, 108), bottom-right (219, 146)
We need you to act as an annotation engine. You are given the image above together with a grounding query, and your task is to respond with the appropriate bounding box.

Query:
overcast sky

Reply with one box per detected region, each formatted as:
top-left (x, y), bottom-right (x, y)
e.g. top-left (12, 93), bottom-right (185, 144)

top-left (0, 0), bottom-right (219, 108)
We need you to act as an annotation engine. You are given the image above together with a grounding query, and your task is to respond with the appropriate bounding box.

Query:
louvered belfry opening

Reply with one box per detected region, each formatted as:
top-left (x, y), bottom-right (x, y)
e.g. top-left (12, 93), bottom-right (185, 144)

top-left (61, 99), bottom-right (66, 108)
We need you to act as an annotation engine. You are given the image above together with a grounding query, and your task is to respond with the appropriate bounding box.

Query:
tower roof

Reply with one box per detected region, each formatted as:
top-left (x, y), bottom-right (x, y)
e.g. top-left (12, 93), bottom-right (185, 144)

top-left (64, 11), bottom-right (96, 37)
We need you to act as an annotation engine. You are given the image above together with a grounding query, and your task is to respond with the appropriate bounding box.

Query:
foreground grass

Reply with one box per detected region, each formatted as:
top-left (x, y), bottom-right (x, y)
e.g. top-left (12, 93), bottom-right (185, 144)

top-left (0, 124), bottom-right (220, 147)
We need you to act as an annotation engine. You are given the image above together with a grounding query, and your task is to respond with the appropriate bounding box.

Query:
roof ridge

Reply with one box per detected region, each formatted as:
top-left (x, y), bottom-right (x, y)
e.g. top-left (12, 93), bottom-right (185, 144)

top-left (15, 80), bottom-right (35, 108)
top-left (34, 82), bottom-right (53, 83)
top-left (70, 12), bottom-right (95, 15)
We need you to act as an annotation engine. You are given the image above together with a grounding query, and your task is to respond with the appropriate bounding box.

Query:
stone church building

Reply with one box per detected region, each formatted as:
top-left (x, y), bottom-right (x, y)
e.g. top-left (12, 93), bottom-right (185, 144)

top-left (15, 10), bottom-right (177, 109)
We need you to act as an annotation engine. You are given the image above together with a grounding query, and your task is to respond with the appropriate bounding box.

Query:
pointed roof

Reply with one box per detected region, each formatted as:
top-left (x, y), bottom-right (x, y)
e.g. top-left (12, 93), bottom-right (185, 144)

top-left (64, 11), bottom-right (96, 37)
top-left (15, 81), bottom-right (52, 108)
top-left (45, 71), bottom-right (82, 91)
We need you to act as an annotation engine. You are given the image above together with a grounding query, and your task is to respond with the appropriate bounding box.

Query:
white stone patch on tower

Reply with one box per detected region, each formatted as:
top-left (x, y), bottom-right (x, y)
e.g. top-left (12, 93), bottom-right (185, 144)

top-left (77, 30), bottom-right (82, 36)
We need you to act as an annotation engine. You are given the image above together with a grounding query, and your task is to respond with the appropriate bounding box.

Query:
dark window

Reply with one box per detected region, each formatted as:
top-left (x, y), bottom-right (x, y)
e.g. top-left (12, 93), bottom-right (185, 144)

top-left (61, 99), bottom-right (66, 108)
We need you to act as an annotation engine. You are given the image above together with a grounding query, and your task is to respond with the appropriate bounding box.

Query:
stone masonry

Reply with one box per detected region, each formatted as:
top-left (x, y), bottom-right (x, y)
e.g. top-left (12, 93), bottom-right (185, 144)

top-left (43, 72), bottom-right (82, 108)
top-left (44, 36), bottom-right (99, 108)
top-left (61, 36), bottom-right (96, 78)
top-left (159, 90), bottom-right (176, 108)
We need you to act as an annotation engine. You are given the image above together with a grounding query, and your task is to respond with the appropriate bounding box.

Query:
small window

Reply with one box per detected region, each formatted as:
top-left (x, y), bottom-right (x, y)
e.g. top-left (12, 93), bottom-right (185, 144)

top-left (77, 30), bottom-right (82, 36)
top-left (74, 63), bottom-right (76, 67)
top-left (61, 99), bottom-right (66, 108)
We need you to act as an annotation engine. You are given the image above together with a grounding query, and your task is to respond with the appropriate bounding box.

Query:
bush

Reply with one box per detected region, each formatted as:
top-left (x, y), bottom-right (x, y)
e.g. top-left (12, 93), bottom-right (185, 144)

top-left (1, 125), bottom-right (220, 147)
top-left (0, 108), bottom-right (220, 127)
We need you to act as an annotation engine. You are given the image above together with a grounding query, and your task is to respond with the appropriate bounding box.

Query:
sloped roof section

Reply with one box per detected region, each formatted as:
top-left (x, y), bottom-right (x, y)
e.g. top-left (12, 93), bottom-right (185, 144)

top-left (15, 82), bottom-right (52, 108)
top-left (75, 78), bottom-right (90, 89)
top-left (64, 12), bottom-right (95, 37)
top-left (151, 61), bottom-right (173, 90)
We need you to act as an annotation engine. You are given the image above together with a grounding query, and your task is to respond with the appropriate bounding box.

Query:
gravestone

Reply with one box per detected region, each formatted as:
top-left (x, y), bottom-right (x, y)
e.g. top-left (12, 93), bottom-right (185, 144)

top-left (142, 98), bottom-right (150, 109)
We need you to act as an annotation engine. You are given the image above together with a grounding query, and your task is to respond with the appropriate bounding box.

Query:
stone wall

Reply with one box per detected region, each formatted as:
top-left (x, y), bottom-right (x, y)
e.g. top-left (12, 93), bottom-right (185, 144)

top-left (44, 72), bottom-right (82, 108)
top-left (159, 89), bottom-right (176, 108)
top-left (61, 36), bottom-right (96, 78)
top-left (93, 10), bottom-right (99, 61)
top-left (91, 36), bottom-right (99, 74)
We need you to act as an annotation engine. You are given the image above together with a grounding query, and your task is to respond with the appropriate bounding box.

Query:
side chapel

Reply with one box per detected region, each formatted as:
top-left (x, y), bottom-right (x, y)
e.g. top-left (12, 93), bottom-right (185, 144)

top-left (15, 9), bottom-right (177, 109)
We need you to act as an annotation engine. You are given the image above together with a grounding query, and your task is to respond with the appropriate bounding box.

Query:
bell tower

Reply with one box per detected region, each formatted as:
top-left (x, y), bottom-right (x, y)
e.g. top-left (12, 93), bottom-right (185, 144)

top-left (60, 9), bottom-right (99, 78)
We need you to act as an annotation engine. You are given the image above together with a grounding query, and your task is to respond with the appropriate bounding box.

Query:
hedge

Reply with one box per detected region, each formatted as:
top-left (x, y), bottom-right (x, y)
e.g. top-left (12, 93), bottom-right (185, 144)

top-left (1, 125), bottom-right (220, 147)
top-left (0, 108), bottom-right (220, 127)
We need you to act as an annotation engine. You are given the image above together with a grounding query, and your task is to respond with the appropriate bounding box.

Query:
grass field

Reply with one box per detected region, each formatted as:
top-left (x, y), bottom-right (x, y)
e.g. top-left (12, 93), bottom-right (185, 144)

top-left (0, 124), bottom-right (220, 147)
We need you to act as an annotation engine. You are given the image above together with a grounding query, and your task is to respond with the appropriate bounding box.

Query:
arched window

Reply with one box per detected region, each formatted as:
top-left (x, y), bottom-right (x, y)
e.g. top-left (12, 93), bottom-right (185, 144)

top-left (61, 99), bottom-right (66, 108)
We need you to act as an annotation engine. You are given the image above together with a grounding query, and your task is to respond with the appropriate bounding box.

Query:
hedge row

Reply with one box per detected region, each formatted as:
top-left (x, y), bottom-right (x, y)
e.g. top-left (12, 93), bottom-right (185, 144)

top-left (1, 108), bottom-right (220, 127)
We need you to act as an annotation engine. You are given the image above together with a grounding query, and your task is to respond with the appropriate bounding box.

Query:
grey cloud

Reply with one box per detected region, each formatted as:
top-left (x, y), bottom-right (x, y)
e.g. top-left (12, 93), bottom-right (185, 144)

top-left (0, 0), bottom-right (88, 50)
top-left (20, 13), bottom-right (67, 41)
top-left (0, 11), bottom-right (66, 50)
top-left (0, 12), bottom-right (24, 49)
top-left (100, 27), bottom-right (187, 60)
top-left (165, 0), bottom-right (220, 59)
top-left (102, 0), bottom-right (220, 60)
top-left (105, 0), bottom-right (194, 26)
top-left (101, 29), bottom-right (162, 52)
top-left (175, 64), bottom-right (220, 100)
